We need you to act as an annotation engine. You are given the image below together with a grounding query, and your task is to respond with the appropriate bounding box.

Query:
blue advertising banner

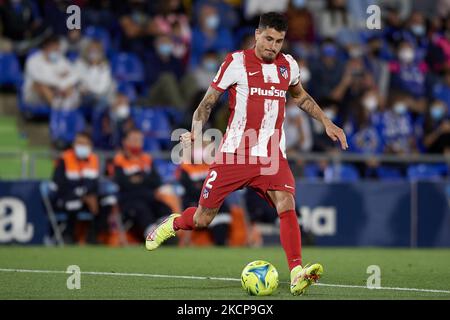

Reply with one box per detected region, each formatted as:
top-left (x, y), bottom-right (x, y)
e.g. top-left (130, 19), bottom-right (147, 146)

top-left (0, 181), bottom-right (49, 244)
top-left (0, 180), bottom-right (449, 246)
top-left (417, 181), bottom-right (450, 247)
top-left (296, 182), bottom-right (412, 247)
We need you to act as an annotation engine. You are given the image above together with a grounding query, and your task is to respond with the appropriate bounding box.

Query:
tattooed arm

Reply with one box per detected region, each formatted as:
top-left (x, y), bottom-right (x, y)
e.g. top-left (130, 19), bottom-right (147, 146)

top-left (180, 86), bottom-right (223, 146)
top-left (289, 82), bottom-right (348, 150)
top-left (191, 86), bottom-right (222, 134)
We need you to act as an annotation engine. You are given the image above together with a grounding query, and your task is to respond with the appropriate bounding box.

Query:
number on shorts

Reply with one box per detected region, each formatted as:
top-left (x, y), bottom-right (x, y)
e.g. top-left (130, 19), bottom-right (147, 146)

top-left (205, 170), bottom-right (217, 189)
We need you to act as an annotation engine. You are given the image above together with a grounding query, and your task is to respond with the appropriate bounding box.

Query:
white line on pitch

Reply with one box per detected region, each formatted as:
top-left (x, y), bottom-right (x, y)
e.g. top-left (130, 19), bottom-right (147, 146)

top-left (1, 268), bottom-right (449, 295)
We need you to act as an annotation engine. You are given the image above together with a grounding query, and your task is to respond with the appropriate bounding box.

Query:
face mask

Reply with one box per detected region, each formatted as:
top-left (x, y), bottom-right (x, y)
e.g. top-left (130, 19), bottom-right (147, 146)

top-left (115, 104), bottom-right (130, 120)
top-left (324, 109), bottom-right (336, 121)
top-left (205, 15), bottom-right (220, 30)
top-left (399, 48), bottom-right (414, 63)
top-left (74, 145), bottom-right (91, 159)
top-left (393, 102), bottom-right (407, 115)
top-left (203, 59), bottom-right (218, 72)
top-left (299, 66), bottom-right (311, 83)
top-left (157, 43), bottom-right (173, 56)
top-left (88, 50), bottom-right (102, 62)
top-left (430, 105), bottom-right (445, 120)
top-left (363, 96), bottom-right (378, 112)
top-left (127, 146), bottom-right (142, 156)
top-left (48, 51), bottom-right (61, 63)
top-left (349, 48), bottom-right (363, 58)
top-left (292, 0), bottom-right (306, 8)
top-left (411, 24), bottom-right (425, 37)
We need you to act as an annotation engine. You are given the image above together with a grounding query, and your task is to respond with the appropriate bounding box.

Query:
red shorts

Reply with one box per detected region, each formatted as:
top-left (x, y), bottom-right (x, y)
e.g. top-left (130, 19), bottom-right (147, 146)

top-left (198, 159), bottom-right (295, 209)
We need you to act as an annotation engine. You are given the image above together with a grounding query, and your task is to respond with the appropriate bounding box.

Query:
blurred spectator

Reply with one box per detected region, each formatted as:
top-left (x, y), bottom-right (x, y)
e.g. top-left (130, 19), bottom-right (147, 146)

top-left (243, 0), bottom-right (289, 21)
top-left (23, 35), bottom-right (80, 110)
top-left (426, 16), bottom-right (450, 74)
top-left (376, 91), bottom-right (419, 155)
top-left (432, 67), bottom-right (450, 113)
top-left (402, 11), bottom-right (429, 60)
top-left (382, 3), bottom-right (407, 48)
top-left (190, 3), bottom-right (233, 67)
top-left (286, 0), bottom-right (315, 44)
top-left (139, 34), bottom-right (186, 108)
top-left (188, 50), bottom-right (220, 93)
top-left (95, 88), bottom-right (135, 150)
top-left (364, 34), bottom-right (390, 98)
top-left (60, 29), bottom-right (89, 62)
top-left (388, 40), bottom-right (428, 109)
top-left (51, 132), bottom-right (103, 244)
top-left (116, 0), bottom-right (154, 57)
top-left (423, 99), bottom-right (450, 154)
top-left (193, 0), bottom-right (239, 29)
top-left (75, 39), bottom-right (115, 114)
top-left (151, 0), bottom-right (191, 62)
top-left (331, 49), bottom-right (377, 120)
top-left (113, 129), bottom-right (172, 240)
top-left (285, 98), bottom-right (313, 153)
top-left (0, 0), bottom-right (48, 60)
top-left (317, 0), bottom-right (355, 39)
top-left (309, 40), bottom-right (345, 101)
top-left (346, 91), bottom-right (385, 176)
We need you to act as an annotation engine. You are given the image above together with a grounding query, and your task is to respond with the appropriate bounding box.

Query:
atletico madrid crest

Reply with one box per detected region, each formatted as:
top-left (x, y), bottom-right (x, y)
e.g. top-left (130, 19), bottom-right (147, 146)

top-left (279, 66), bottom-right (288, 80)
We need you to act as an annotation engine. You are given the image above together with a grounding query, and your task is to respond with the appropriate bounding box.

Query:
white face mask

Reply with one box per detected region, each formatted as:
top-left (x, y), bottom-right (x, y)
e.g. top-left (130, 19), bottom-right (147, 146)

top-left (363, 95), bottom-right (378, 112)
top-left (399, 48), bottom-right (414, 63)
top-left (74, 144), bottom-right (91, 159)
top-left (115, 105), bottom-right (130, 120)
top-left (324, 109), bottom-right (336, 121)
top-left (393, 102), bottom-right (408, 115)
top-left (48, 50), bottom-right (61, 63)
top-left (299, 66), bottom-right (311, 84)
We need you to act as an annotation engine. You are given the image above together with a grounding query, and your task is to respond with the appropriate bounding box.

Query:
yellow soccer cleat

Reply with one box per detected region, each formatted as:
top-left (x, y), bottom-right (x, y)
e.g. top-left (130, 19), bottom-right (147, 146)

top-left (290, 263), bottom-right (323, 296)
top-left (145, 213), bottom-right (181, 251)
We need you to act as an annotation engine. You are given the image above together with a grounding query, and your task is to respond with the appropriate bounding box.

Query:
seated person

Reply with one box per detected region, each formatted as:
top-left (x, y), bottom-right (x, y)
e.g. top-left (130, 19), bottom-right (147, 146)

top-left (23, 35), bottom-right (80, 110)
top-left (113, 129), bottom-right (172, 240)
top-left (51, 132), bottom-right (109, 244)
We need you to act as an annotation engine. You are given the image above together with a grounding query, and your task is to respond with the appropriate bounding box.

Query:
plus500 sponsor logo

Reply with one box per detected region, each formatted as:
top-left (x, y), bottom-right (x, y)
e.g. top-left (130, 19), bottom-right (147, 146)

top-left (250, 86), bottom-right (286, 98)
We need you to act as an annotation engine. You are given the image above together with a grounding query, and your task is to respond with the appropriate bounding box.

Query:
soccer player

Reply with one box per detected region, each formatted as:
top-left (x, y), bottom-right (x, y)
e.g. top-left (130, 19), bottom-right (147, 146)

top-left (145, 12), bottom-right (348, 295)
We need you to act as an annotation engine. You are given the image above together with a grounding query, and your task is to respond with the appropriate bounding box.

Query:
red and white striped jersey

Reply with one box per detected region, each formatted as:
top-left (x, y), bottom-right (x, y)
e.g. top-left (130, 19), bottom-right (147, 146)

top-left (210, 49), bottom-right (300, 161)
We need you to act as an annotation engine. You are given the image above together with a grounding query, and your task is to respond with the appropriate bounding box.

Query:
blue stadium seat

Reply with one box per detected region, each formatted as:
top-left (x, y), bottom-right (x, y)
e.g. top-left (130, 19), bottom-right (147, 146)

top-left (153, 159), bottom-right (179, 184)
top-left (376, 166), bottom-right (404, 180)
top-left (303, 163), bottom-right (321, 181)
top-left (49, 109), bottom-right (86, 146)
top-left (0, 52), bottom-right (23, 88)
top-left (40, 181), bottom-right (93, 224)
top-left (131, 107), bottom-right (172, 150)
top-left (325, 164), bottom-right (360, 182)
top-left (17, 90), bottom-right (51, 119)
top-left (407, 164), bottom-right (449, 181)
top-left (111, 52), bottom-right (145, 92)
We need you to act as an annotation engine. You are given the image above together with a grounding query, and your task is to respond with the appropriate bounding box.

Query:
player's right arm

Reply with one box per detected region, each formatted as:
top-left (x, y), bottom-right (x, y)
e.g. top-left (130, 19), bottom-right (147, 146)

top-left (182, 52), bottom-right (238, 144)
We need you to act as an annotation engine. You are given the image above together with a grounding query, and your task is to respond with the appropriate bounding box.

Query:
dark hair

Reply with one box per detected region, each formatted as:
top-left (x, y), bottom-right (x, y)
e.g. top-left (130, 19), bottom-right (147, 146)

top-left (40, 34), bottom-right (60, 49)
top-left (75, 131), bottom-right (92, 142)
top-left (124, 127), bottom-right (142, 138)
top-left (258, 12), bottom-right (288, 32)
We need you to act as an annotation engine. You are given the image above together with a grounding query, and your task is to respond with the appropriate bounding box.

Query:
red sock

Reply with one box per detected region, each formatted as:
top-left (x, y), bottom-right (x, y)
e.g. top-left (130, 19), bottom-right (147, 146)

top-left (279, 210), bottom-right (302, 271)
top-left (173, 207), bottom-right (196, 230)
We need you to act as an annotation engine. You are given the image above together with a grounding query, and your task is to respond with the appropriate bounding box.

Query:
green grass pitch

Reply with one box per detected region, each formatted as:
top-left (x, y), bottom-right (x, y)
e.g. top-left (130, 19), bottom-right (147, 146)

top-left (0, 246), bottom-right (449, 300)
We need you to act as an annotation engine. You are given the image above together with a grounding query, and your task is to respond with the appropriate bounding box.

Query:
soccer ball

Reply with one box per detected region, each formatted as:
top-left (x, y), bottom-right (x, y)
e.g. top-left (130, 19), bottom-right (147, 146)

top-left (241, 260), bottom-right (279, 296)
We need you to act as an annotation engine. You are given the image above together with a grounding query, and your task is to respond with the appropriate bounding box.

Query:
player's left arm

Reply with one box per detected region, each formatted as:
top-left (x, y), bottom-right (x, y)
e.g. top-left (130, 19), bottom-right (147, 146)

top-left (288, 82), bottom-right (348, 150)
